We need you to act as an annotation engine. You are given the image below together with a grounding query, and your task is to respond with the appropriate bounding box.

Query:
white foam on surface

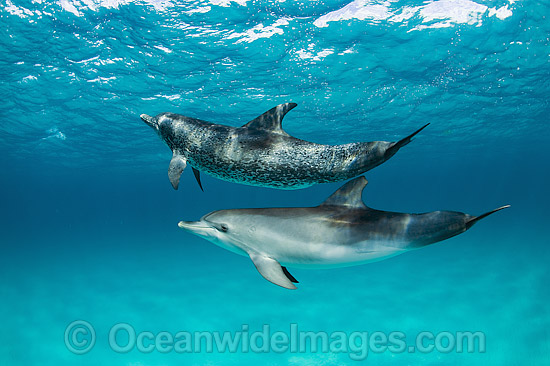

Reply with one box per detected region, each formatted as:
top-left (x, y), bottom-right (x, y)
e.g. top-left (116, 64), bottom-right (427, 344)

top-left (210, 0), bottom-right (248, 6)
top-left (43, 127), bottom-right (67, 141)
top-left (56, 0), bottom-right (174, 16)
top-left (154, 45), bottom-right (173, 54)
top-left (314, 0), bottom-right (393, 28)
top-left (488, 5), bottom-right (513, 20)
top-left (413, 0), bottom-right (488, 31)
top-left (87, 76), bottom-right (117, 83)
top-left (314, 0), bottom-right (514, 31)
top-left (296, 47), bottom-right (335, 61)
top-left (21, 75), bottom-right (38, 82)
top-left (226, 18), bottom-right (290, 43)
top-left (5, 0), bottom-right (37, 17)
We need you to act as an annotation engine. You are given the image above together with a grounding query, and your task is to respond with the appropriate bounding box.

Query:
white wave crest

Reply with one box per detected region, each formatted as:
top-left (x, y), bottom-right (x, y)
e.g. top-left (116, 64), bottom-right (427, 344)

top-left (314, 0), bottom-right (515, 31)
top-left (225, 18), bottom-right (290, 43)
top-left (57, 0), bottom-right (174, 16)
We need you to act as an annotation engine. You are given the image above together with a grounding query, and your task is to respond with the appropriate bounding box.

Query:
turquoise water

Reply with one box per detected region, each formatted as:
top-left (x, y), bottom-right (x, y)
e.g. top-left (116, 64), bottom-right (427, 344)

top-left (1, 0), bottom-right (549, 364)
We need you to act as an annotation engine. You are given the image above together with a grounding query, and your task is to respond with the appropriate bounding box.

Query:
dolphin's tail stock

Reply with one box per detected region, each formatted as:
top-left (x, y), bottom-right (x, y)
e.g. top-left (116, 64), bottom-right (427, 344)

top-left (465, 205), bottom-right (511, 229)
top-left (385, 123), bottom-right (430, 158)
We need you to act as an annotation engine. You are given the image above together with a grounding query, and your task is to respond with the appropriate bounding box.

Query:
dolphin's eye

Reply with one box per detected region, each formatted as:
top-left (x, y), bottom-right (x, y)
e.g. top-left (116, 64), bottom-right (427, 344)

top-left (220, 224), bottom-right (229, 233)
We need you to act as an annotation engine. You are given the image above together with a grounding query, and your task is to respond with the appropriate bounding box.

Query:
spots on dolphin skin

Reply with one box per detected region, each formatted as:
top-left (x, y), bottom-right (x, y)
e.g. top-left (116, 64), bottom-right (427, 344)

top-left (151, 108), bottom-right (403, 189)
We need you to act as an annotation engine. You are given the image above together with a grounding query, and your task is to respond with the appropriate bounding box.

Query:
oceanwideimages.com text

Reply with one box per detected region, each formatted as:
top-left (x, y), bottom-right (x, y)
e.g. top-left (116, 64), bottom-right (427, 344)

top-left (65, 320), bottom-right (485, 361)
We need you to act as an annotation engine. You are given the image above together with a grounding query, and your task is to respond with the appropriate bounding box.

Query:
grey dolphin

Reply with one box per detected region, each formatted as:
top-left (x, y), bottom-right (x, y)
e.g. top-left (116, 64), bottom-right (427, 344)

top-left (141, 103), bottom-right (428, 190)
top-left (178, 177), bottom-right (509, 289)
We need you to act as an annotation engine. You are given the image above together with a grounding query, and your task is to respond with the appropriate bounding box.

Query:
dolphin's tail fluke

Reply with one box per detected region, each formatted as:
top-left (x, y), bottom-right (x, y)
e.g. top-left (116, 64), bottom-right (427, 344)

top-left (385, 123), bottom-right (430, 158)
top-left (466, 205), bottom-right (511, 229)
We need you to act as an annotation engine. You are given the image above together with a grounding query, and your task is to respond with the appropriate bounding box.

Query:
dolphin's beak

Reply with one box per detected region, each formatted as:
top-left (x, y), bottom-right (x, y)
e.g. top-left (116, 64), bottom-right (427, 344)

top-left (178, 220), bottom-right (213, 236)
top-left (140, 114), bottom-right (157, 129)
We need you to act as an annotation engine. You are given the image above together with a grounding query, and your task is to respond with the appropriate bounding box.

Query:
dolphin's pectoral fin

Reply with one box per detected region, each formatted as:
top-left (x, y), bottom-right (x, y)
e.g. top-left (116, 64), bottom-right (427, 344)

top-left (168, 153), bottom-right (187, 190)
top-left (320, 176), bottom-right (368, 209)
top-left (192, 167), bottom-right (204, 192)
top-left (249, 253), bottom-right (297, 290)
top-left (242, 103), bottom-right (297, 135)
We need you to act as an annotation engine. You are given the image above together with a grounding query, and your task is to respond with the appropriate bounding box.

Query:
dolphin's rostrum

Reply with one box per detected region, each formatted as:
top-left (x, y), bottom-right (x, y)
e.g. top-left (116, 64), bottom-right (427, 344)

top-left (141, 103), bottom-right (428, 190)
top-left (178, 177), bottom-right (509, 289)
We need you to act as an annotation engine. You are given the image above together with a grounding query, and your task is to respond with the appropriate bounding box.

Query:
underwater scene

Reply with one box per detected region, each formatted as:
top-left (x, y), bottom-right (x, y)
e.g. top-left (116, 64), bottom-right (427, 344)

top-left (1, 0), bottom-right (549, 365)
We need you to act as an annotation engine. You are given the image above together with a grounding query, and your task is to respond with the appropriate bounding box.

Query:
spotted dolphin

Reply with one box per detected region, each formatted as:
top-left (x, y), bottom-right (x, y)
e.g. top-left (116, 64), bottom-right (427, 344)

top-left (141, 103), bottom-right (428, 190)
top-left (178, 177), bottom-right (509, 289)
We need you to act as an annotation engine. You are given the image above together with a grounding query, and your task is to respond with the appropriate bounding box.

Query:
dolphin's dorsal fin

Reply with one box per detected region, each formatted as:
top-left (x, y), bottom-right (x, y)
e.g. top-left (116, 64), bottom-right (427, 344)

top-left (320, 177), bottom-right (368, 209)
top-left (242, 103), bottom-right (297, 135)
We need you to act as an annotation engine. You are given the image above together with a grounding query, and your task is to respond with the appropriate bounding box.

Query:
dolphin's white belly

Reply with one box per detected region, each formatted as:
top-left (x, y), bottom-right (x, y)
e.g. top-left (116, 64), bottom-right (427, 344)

top-left (239, 218), bottom-right (409, 269)
top-left (272, 240), bottom-right (407, 269)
